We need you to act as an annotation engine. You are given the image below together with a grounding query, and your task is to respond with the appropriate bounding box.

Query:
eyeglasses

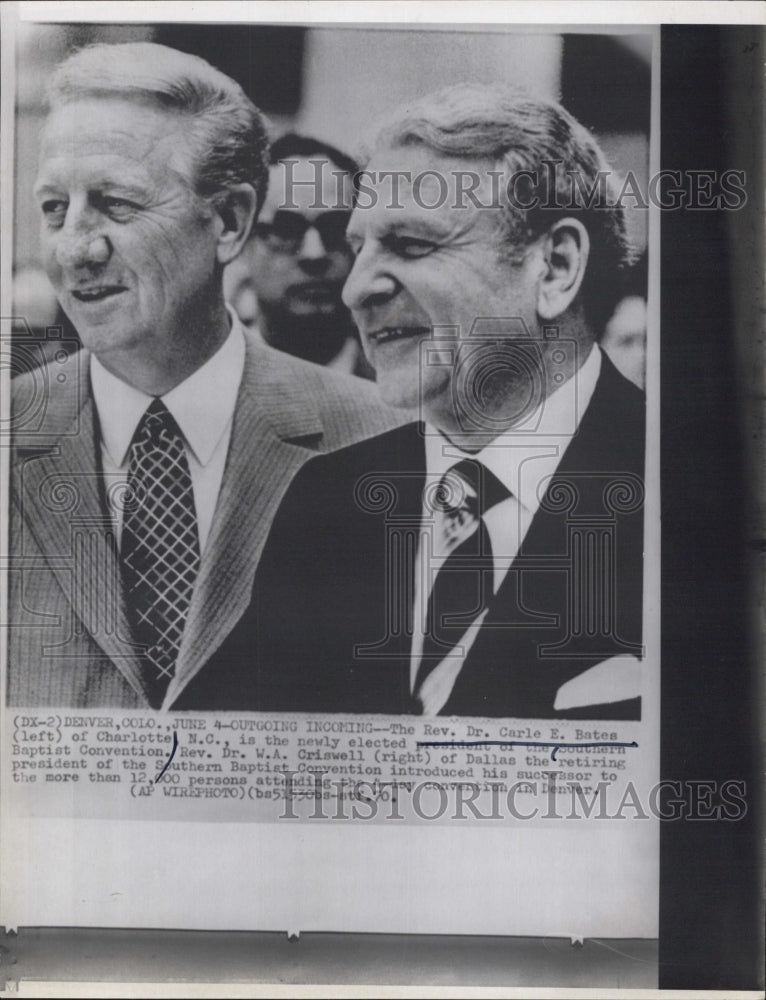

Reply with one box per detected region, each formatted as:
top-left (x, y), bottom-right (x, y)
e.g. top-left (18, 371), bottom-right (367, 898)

top-left (253, 209), bottom-right (352, 254)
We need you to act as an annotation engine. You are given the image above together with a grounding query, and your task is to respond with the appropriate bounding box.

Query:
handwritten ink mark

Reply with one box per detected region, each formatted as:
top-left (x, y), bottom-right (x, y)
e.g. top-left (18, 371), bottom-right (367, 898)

top-left (416, 740), bottom-right (638, 761)
top-left (155, 730), bottom-right (178, 783)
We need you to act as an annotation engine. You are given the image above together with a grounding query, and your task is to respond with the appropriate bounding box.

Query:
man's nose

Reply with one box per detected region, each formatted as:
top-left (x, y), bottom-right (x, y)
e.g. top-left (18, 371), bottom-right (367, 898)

top-left (54, 209), bottom-right (111, 270)
top-left (298, 225), bottom-right (327, 261)
top-left (341, 244), bottom-right (396, 312)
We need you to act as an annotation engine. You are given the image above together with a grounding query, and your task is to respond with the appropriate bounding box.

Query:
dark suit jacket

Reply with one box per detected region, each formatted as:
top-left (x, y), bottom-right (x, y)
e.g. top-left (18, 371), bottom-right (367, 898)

top-left (8, 328), bottom-right (403, 709)
top-left (200, 350), bottom-right (645, 718)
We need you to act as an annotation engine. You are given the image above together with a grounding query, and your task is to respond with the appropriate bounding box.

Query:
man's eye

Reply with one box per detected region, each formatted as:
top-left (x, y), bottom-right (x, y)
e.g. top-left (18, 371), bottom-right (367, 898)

top-left (41, 200), bottom-right (67, 227)
top-left (101, 196), bottom-right (137, 219)
top-left (389, 236), bottom-right (437, 259)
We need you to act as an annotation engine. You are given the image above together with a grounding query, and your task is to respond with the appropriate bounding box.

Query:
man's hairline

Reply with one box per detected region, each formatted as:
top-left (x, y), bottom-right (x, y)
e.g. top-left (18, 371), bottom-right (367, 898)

top-left (41, 93), bottom-right (229, 204)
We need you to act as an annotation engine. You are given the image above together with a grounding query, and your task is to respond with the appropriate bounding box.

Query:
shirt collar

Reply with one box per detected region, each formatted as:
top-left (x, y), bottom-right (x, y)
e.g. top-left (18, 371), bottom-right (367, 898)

top-left (425, 343), bottom-right (601, 515)
top-left (90, 310), bottom-right (246, 468)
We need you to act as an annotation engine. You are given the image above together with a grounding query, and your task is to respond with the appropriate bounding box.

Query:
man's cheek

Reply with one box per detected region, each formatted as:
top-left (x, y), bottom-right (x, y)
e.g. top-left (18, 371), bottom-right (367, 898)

top-left (39, 240), bottom-right (59, 279)
top-left (42, 259), bottom-right (61, 288)
top-left (146, 248), bottom-right (190, 286)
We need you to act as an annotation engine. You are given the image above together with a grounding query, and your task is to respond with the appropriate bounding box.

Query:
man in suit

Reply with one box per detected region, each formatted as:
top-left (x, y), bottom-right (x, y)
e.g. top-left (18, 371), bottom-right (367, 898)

top-left (224, 134), bottom-right (373, 378)
top-left (7, 42), bottom-right (400, 710)
top-left (225, 83), bottom-right (645, 719)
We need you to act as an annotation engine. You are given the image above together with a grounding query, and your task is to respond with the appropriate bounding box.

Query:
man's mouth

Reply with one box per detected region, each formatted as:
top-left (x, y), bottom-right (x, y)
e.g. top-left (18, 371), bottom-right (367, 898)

top-left (291, 280), bottom-right (336, 296)
top-left (71, 286), bottom-right (126, 303)
top-left (367, 326), bottom-right (430, 345)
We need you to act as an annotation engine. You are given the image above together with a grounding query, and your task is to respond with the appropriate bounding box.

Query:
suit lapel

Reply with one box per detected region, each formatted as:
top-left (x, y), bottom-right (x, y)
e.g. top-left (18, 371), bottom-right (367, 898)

top-left (363, 423), bottom-right (426, 660)
top-left (444, 353), bottom-right (637, 712)
top-left (166, 336), bottom-right (327, 704)
top-left (488, 349), bottom-right (624, 615)
top-left (345, 423), bottom-right (425, 713)
top-left (15, 362), bottom-right (149, 701)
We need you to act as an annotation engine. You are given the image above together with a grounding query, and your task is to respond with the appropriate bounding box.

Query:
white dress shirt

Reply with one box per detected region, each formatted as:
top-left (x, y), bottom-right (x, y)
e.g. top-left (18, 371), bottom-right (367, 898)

top-left (91, 318), bottom-right (246, 554)
top-left (412, 344), bottom-right (602, 714)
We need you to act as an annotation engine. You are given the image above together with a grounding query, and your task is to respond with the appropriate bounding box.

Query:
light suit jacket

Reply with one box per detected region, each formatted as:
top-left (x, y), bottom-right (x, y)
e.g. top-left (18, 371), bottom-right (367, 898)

top-left (8, 330), bottom-right (402, 708)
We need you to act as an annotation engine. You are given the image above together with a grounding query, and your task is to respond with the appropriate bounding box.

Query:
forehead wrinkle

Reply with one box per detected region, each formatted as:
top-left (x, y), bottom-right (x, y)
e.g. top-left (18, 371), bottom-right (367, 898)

top-left (356, 158), bottom-right (505, 245)
top-left (349, 197), bottom-right (495, 250)
top-left (37, 150), bottom-right (154, 186)
top-left (39, 103), bottom-right (197, 193)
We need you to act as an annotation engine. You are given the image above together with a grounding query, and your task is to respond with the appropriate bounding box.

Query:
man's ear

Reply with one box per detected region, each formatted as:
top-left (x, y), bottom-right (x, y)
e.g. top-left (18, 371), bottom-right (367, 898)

top-left (536, 218), bottom-right (590, 321)
top-left (213, 183), bottom-right (259, 266)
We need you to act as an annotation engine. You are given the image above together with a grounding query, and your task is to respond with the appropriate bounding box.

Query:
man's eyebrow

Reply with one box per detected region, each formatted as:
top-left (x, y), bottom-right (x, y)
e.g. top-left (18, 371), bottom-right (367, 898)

top-left (34, 180), bottom-right (149, 201)
top-left (392, 218), bottom-right (448, 235)
top-left (33, 183), bottom-right (62, 199)
top-left (93, 183), bottom-right (149, 200)
top-left (376, 219), bottom-right (451, 242)
top-left (346, 213), bottom-right (454, 246)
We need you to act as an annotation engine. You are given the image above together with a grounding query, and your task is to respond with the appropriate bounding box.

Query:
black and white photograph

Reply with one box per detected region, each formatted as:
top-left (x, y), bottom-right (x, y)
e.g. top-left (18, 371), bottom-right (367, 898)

top-left (0, 2), bottom-right (762, 996)
top-left (7, 20), bottom-right (650, 719)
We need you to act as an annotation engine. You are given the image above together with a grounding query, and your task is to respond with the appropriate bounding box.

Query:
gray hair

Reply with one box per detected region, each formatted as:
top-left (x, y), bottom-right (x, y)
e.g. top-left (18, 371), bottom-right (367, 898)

top-left (364, 83), bottom-right (632, 335)
top-left (46, 42), bottom-right (270, 212)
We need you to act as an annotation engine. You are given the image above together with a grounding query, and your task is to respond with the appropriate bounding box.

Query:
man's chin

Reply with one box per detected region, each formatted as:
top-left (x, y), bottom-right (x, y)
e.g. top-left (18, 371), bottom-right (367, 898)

top-left (282, 284), bottom-right (343, 315)
top-left (72, 323), bottom-right (128, 352)
top-left (373, 371), bottom-right (425, 413)
top-left (284, 303), bottom-right (340, 321)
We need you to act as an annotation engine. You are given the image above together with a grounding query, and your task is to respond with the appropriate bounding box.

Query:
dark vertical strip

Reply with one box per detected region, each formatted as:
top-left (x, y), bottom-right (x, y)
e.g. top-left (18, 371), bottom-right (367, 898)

top-left (659, 25), bottom-right (763, 990)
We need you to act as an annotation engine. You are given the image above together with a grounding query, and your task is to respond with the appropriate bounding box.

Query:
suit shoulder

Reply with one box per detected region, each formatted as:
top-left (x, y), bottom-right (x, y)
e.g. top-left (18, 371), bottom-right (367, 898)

top-left (598, 349), bottom-right (645, 414)
top-left (11, 348), bottom-right (89, 443)
top-left (288, 352), bottom-right (392, 417)
top-left (12, 347), bottom-right (84, 398)
top-left (583, 350), bottom-right (645, 471)
top-left (605, 357), bottom-right (645, 445)
top-left (264, 422), bottom-right (421, 549)
top-left (289, 422), bottom-right (420, 485)
top-left (242, 334), bottom-right (406, 445)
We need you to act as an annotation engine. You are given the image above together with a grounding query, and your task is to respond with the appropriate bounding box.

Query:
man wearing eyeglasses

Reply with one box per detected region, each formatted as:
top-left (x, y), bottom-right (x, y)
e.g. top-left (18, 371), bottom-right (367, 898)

top-left (224, 134), bottom-right (372, 378)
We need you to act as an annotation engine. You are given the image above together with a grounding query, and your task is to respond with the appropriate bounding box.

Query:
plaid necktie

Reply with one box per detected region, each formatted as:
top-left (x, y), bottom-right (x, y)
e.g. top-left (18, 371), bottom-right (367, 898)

top-left (414, 458), bottom-right (508, 708)
top-left (120, 399), bottom-right (200, 708)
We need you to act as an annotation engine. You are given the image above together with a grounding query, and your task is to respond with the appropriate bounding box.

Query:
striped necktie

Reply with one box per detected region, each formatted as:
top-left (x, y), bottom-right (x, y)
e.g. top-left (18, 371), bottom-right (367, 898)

top-left (414, 458), bottom-right (508, 709)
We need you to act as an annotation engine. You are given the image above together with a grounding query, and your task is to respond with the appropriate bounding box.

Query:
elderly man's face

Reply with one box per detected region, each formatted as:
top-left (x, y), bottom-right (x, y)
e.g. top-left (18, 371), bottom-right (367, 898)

top-left (343, 145), bottom-right (544, 432)
top-left (35, 98), bottom-right (222, 363)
